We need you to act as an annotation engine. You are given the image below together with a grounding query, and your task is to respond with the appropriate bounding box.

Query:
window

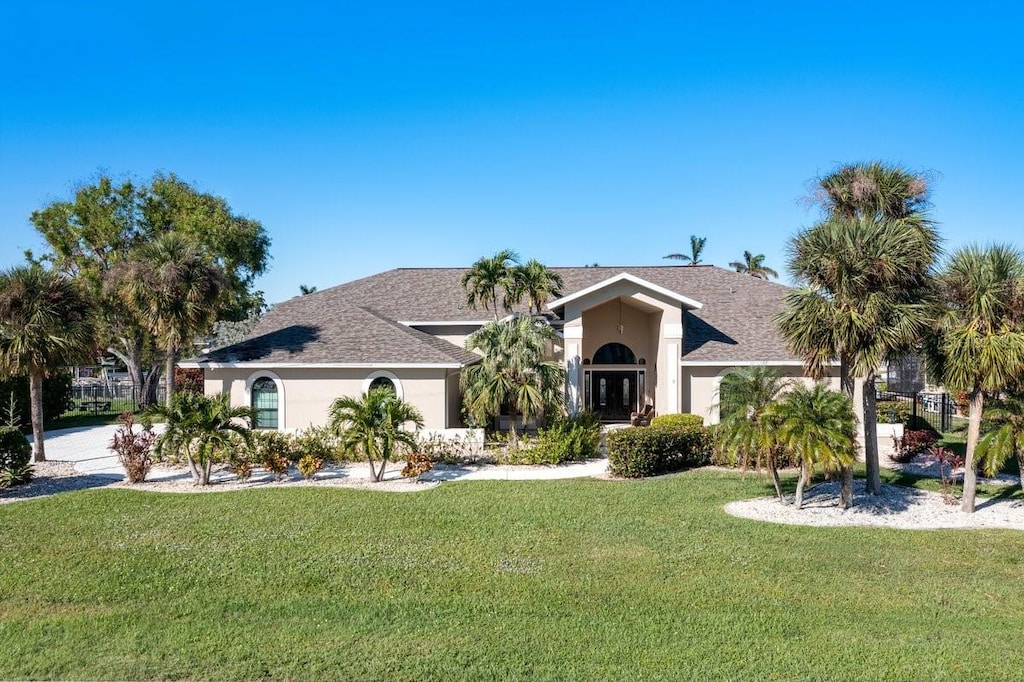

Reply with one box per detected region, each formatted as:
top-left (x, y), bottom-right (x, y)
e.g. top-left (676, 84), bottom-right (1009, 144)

top-left (362, 370), bottom-right (404, 400)
top-left (251, 377), bottom-right (279, 429)
top-left (592, 342), bottom-right (637, 365)
top-left (369, 376), bottom-right (397, 395)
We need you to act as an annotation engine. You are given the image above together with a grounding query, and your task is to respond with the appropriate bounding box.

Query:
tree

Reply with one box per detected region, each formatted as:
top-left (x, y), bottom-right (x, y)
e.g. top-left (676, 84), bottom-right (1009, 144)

top-left (767, 383), bottom-right (857, 508)
top-left (924, 244), bottom-right (1024, 512)
top-left (664, 235), bottom-right (707, 265)
top-left (0, 266), bottom-right (94, 461)
top-left (461, 250), bottom-right (520, 320)
top-left (729, 251), bottom-right (778, 279)
top-left (329, 388), bottom-right (424, 482)
top-left (778, 162), bottom-right (938, 504)
top-left (112, 233), bottom-right (224, 406)
top-left (462, 317), bottom-right (565, 444)
top-left (30, 173), bottom-right (270, 405)
top-left (514, 259), bottom-right (564, 315)
top-left (715, 366), bottom-right (790, 502)
top-left (150, 391), bottom-right (253, 485)
top-left (976, 394), bottom-right (1024, 496)
top-left (299, 284), bottom-right (317, 295)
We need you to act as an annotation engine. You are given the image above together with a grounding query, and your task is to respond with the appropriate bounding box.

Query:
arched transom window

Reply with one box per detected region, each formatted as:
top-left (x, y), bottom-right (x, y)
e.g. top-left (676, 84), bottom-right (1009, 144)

top-left (592, 342), bottom-right (637, 365)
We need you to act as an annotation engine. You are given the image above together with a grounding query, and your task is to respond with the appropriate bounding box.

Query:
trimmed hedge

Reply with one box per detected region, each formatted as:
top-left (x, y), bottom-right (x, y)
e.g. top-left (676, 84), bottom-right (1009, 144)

top-left (0, 426), bottom-right (32, 470)
top-left (650, 413), bottom-right (705, 429)
top-left (608, 424), bottom-right (711, 478)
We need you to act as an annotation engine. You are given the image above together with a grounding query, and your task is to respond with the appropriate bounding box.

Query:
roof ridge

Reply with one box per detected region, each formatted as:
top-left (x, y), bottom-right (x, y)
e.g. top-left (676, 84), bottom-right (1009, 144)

top-left (359, 306), bottom-right (478, 364)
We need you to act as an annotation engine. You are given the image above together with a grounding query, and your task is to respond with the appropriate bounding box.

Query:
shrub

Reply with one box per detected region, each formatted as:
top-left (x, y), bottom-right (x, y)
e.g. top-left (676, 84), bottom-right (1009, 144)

top-left (0, 426), bottom-right (32, 471)
top-left (401, 451), bottom-right (433, 477)
top-left (0, 372), bottom-right (73, 429)
top-left (297, 454), bottom-right (325, 480)
top-left (263, 453), bottom-right (291, 481)
top-left (173, 367), bottom-right (205, 395)
top-left (417, 431), bottom-right (486, 464)
top-left (891, 429), bottom-right (939, 463)
top-left (109, 414), bottom-right (156, 484)
top-left (608, 424), bottom-right (711, 478)
top-left (293, 425), bottom-right (342, 462)
top-left (0, 463), bottom-right (34, 488)
top-left (230, 457), bottom-right (253, 481)
top-left (876, 400), bottom-right (910, 424)
top-left (247, 430), bottom-right (300, 463)
top-left (651, 413), bottom-right (704, 429)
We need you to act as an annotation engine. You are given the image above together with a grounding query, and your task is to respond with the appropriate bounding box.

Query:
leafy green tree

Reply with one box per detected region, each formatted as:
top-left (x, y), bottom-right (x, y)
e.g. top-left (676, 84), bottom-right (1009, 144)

top-left (30, 173), bottom-right (270, 404)
top-left (778, 162), bottom-right (938, 504)
top-left (111, 233), bottom-right (224, 406)
top-left (462, 317), bottom-right (565, 444)
top-left (514, 259), bottom-right (564, 315)
top-left (150, 391), bottom-right (254, 485)
top-left (924, 245), bottom-right (1024, 512)
top-left (664, 235), bottom-right (707, 265)
top-left (976, 394), bottom-right (1024, 496)
top-left (729, 251), bottom-right (778, 279)
top-left (329, 388), bottom-right (424, 482)
top-left (715, 366), bottom-right (789, 502)
top-left (767, 383), bottom-right (857, 508)
top-left (461, 250), bottom-right (520, 320)
top-left (0, 266), bottom-right (94, 461)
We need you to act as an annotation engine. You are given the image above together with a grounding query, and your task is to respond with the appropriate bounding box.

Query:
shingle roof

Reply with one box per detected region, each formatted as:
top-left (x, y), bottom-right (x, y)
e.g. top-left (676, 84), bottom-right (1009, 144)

top-left (199, 265), bottom-right (799, 365)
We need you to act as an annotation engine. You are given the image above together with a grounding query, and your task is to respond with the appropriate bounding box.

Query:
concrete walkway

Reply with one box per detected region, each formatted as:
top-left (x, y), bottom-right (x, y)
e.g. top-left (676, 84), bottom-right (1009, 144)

top-left (32, 425), bottom-right (609, 483)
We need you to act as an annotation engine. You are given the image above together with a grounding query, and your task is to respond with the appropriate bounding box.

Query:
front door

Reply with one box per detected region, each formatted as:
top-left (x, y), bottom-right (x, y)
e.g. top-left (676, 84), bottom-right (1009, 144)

top-left (587, 370), bottom-right (638, 422)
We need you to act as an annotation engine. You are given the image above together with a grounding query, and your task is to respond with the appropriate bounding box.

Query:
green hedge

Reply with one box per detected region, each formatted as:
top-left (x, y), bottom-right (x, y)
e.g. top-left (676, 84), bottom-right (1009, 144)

top-left (608, 424), bottom-right (711, 478)
top-left (0, 426), bottom-right (32, 470)
top-left (650, 413), bottom-right (704, 429)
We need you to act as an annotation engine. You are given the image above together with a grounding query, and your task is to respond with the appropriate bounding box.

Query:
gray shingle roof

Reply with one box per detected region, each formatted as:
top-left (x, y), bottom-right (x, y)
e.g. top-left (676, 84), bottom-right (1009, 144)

top-left (199, 265), bottom-right (799, 365)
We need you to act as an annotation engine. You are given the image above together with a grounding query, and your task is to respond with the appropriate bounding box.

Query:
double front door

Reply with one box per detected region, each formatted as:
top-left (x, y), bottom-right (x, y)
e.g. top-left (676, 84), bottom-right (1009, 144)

top-left (584, 369), bottom-right (645, 422)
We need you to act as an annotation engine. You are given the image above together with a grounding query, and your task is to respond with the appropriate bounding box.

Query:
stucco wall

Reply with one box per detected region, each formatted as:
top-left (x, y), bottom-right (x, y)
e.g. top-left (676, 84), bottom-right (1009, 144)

top-left (684, 364), bottom-right (843, 424)
top-left (204, 366), bottom-right (454, 431)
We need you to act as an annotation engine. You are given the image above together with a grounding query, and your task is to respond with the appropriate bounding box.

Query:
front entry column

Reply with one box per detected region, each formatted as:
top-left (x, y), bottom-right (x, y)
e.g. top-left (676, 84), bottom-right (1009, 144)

top-left (662, 321), bottom-right (683, 415)
top-left (564, 324), bottom-right (583, 415)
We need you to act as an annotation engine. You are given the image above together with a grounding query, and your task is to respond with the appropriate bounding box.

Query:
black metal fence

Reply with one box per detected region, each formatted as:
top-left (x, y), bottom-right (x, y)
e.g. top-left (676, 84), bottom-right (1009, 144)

top-left (62, 383), bottom-right (165, 418)
top-left (876, 389), bottom-right (954, 433)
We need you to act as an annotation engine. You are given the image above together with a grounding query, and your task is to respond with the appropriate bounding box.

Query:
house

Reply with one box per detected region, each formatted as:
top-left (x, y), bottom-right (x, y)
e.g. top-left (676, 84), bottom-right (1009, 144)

top-left (181, 265), bottom-right (839, 434)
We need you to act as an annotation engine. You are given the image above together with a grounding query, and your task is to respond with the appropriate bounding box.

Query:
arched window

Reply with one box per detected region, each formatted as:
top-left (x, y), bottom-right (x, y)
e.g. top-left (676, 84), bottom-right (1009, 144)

top-left (369, 376), bottom-right (397, 395)
top-left (362, 370), bottom-right (404, 400)
top-left (251, 377), bottom-right (279, 429)
top-left (592, 342), bottom-right (637, 365)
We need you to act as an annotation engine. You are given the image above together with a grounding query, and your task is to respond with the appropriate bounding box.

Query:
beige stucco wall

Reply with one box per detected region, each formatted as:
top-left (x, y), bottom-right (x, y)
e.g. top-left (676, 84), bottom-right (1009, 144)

top-left (204, 366), bottom-right (455, 431)
top-left (684, 364), bottom-right (843, 424)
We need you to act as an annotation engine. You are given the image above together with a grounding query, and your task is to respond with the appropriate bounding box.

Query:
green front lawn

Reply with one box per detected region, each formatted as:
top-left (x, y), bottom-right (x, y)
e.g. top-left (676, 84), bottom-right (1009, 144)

top-left (2, 471), bottom-right (1022, 680)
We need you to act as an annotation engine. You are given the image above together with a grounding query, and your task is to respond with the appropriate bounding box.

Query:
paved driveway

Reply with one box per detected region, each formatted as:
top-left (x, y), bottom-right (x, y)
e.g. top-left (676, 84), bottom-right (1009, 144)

top-left (30, 424), bottom-right (167, 480)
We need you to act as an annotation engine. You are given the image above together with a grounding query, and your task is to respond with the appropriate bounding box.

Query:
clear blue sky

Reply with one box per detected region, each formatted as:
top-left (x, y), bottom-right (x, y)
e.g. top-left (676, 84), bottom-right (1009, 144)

top-left (2, 1), bottom-right (1021, 305)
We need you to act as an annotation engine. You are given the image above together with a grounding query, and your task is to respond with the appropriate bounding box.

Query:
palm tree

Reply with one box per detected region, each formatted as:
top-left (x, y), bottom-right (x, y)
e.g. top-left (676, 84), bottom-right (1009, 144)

top-left (778, 162), bottom-right (938, 504)
top-left (767, 383), bottom-right (857, 509)
top-left (461, 250), bottom-right (520, 320)
top-left (715, 366), bottom-right (790, 502)
top-left (976, 394), bottom-right (1024, 496)
top-left (514, 259), bottom-right (564, 315)
top-left (150, 391), bottom-right (254, 485)
top-left (924, 244), bottom-right (1024, 512)
top-left (0, 266), bottom-right (94, 462)
top-left (664, 235), bottom-right (707, 265)
top-left (113, 234), bottom-right (224, 406)
top-left (462, 317), bottom-right (565, 444)
top-left (329, 387), bottom-right (424, 482)
top-left (729, 251), bottom-right (778, 279)
top-left (299, 284), bottom-right (317, 295)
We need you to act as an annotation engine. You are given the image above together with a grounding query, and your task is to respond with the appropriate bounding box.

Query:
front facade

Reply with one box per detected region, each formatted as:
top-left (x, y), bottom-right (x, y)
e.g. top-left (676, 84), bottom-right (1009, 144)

top-left (183, 266), bottom-right (838, 433)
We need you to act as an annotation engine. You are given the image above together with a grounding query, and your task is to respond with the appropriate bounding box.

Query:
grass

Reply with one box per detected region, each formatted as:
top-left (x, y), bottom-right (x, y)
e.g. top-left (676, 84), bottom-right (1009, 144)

top-left (2, 471), bottom-right (1023, 681)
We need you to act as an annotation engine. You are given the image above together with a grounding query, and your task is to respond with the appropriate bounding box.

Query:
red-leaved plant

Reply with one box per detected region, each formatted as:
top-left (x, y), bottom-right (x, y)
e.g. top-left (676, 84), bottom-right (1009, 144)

top-left (923, 446), bottom-right (965, 504)
top-left (109, 413), bottom-right (156, 484)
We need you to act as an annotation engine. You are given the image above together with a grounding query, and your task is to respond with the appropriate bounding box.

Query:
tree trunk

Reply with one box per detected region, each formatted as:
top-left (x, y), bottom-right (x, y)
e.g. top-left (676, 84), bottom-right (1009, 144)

top-left (767, 460), bottom-right (786, 503)
top-left (961, 389), bottom-right (984, 513)
top-left (1015, 446), bottom-right (1024, 498)
top-left (141, 362), bottom-right (163, 407)
top-left (863, 370), bottom-right (881, 495)
top-left (508, 408), bottom-right (519, 447)
top-left (164, 347), bottom-right (176, 407)
top-left (794, 462), bottom-right (808, 509)
top-left (186, 454), bottom-right (202, 485)
top-left (29, 368), bottom-right (46, 462)
top-left (838, 354), bottom-right (855, 509)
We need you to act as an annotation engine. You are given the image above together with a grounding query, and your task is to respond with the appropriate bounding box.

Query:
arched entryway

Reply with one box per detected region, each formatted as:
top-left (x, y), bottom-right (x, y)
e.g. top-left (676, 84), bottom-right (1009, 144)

top-left (583, 342), bottom-right (647, 422)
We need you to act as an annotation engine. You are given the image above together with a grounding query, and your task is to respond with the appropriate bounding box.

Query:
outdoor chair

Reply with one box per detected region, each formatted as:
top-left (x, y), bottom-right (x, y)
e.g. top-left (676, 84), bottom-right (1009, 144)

top-left (630, 404), bottom-right (655, 426)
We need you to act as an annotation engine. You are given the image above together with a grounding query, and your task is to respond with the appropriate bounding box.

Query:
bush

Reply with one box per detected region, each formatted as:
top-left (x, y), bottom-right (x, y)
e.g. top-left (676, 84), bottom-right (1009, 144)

top-left (876, 400), bottom-right (910, 424)
top-left (489, 412), bottom-right (603, 466)
top-left (297, 454), bottom-right (324, 480)
top-left (892, 429), bottom-right (939, 463)
top-left (173, 367), bottom-right (205, 395)
top-left (651, 413), bottom-right (704, 429)
top-left (417, 431), bottom-right (486, 464)
top-left (0, 463), bottom-right (34, 488)
top-left (608, 424), bottom-right (712, 478)
top-left (293, 425), bottom-right (343, 462)
top-left (108, 414), bottom-right (156, 484)
top-left (247, 430), bottom-right (300, 462)
top-left (0, 372), bottom-right (74, 429)
top-left (263, 453), bottom-right (291, 481)
top-left (401, 451), bottom-right (433, 477)
top-left (0, 426), bottom-right (32, 470)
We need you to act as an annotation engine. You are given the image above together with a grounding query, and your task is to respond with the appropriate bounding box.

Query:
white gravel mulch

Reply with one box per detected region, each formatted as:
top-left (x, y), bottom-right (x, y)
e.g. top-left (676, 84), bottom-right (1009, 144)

top-left (0, 462), bottom-right (114, 504)
top-left (116, 465), bottom-right (438, 494)
top-left (725, 480), bottom-right (1024, 530)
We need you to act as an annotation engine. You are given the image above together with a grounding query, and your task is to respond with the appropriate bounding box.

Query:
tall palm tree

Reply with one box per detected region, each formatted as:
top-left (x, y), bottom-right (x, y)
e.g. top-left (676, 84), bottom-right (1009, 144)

top-left (514, 259), bottom-right (564, 315)
top-left (113, 233), bottom-right (224, 406)
top-left (0, 266), bottom-right (94, 462)
top-left (461, 250), bottom-right (520, 320)
top-left (767, 383), bottom-right (857, 509)
top-left (462, 317), bottom-right (565, 444)
top-left (778, 162), bottom-right (938, 504)
top-left (150, 391), bottom-right (254, 485)
top-left (299, 284), bottom-right (317, 295)
top-left (976, 394), bottom-right (1024, 496)
top-left (715, 366), bottom-right (790, 502)
top-left (329, 387), bottom-right (424, 482)
top-left (664, 235), bottom-right (707, 265)
top-left (729, 251), bottom-right (778, 279)
top-left (924, 244), bottom-right (1024, 512)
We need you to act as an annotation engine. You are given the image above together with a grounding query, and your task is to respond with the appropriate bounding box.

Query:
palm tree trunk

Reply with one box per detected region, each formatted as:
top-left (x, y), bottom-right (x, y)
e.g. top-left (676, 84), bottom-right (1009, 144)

top-left (767, 460), bottom-right (785, 503)
top-left (508, 408), bottom-right (518, 447)
top-left (1015, 446), bottom-right (1024, 498)
top-left (164, 347), bottom-right (176, 407)
top-left (838, 354), bottom-right (855, 509)
top-left (961, 389), bottom-right (984, 513)
top-left (794, 462), bottom-right (808, 509)
top-left (141, 362), bottom-right (163, 407)
top-left (29, 368), bottom-right (46, 462)
top-left (863, 370), bottom-right (881, 495)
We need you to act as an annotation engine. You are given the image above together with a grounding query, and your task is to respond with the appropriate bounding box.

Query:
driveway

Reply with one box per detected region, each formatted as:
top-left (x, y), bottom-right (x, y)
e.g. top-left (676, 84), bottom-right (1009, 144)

top-left (30, 424), bottom-right (168, 480)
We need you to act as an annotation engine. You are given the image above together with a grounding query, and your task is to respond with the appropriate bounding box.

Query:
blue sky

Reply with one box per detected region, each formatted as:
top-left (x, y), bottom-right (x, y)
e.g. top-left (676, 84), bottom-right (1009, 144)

top-left (1, 1), bottom-right (1021, 305)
